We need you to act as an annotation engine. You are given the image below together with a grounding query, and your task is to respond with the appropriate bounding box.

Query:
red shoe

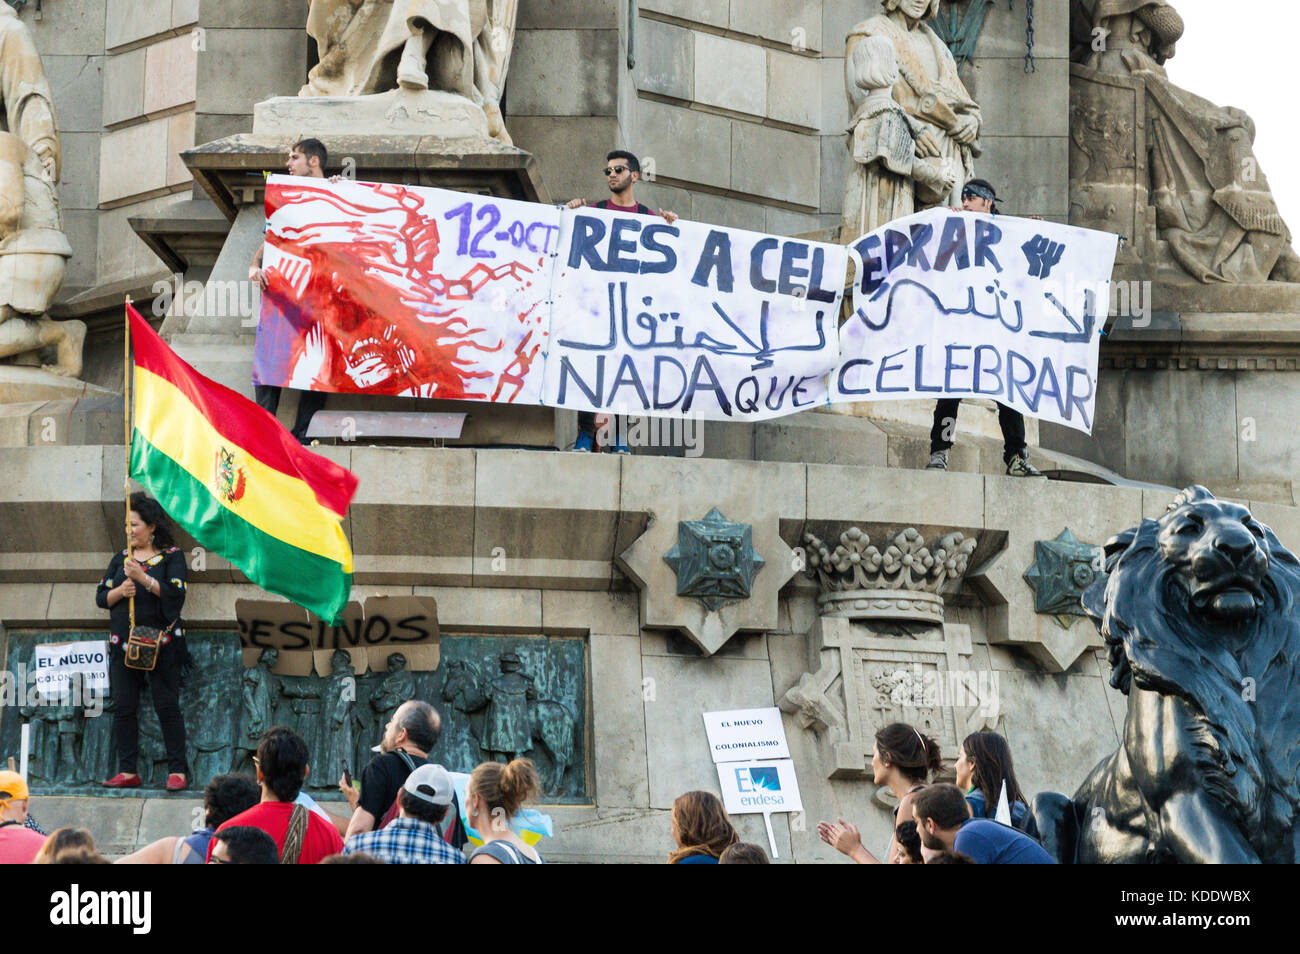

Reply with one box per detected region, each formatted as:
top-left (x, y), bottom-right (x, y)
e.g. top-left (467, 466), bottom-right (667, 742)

top-left (165, 773), bottom-right (187, 792)
top-left (103, 773), bottom-right (141, 788)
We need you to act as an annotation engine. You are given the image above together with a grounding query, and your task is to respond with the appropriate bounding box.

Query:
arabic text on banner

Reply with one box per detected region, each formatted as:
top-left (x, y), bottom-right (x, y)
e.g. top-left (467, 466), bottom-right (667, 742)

top-left (833, 209), bottom-right (1120, 433)
top-left (544, 207), bottom-right (849, 421)
top-left (254, 182), bottom-right (1119, 433)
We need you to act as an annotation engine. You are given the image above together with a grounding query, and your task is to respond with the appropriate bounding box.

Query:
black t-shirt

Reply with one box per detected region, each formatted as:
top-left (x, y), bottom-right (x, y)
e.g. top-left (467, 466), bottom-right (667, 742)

top-left (95, 547), bottom-right (188, 645)
top-left (358, 751), bottom-right (425, 822)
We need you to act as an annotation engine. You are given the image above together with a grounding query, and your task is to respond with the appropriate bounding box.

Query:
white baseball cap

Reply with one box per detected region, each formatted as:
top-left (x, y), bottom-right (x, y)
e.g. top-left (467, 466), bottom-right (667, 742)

top-left (403, 763), bottom-right (454, 807)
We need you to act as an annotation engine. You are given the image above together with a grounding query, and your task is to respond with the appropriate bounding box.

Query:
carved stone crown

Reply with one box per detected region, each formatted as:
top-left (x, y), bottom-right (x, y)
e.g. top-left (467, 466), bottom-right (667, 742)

top-left (803, 527), bottom-right (978, 623)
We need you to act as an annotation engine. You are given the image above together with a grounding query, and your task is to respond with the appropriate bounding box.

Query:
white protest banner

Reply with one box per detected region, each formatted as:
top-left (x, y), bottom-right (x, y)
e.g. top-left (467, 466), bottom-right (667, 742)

top-left (702, 707), bottom-right (791, 763)
top-left (715, 759), bottom-right (803, 816)
top-left (833, 208), bottom-right (1120, 432)
top-left (31, 640), bottom-right (109, 699)
top-left (257, 175), bottom-right (560, 403)
top-left (545, 207), bottom-right (848, 421)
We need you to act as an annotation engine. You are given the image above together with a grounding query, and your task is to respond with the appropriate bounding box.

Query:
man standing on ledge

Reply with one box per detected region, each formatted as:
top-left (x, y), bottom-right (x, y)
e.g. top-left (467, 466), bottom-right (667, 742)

top-left (927, 178), bottom-right (1046, 478)
top-left (249, 138), bottom-right (332, 444)
top-left (566, 151), bottom-right (678, 454)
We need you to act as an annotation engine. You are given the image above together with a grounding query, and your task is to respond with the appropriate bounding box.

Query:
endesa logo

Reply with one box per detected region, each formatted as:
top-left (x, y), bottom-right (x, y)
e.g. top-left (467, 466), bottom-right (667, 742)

top-left (735, 766), bottom-right (783, 807)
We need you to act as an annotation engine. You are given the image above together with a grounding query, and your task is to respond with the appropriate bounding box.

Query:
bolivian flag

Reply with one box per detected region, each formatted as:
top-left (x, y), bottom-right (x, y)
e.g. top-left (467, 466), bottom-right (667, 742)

top-left (127, 304), bottom-right (357, 622)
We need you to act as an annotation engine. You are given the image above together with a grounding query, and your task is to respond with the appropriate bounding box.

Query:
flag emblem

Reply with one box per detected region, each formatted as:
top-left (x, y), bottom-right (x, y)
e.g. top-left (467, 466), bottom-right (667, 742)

top-left (214, 447), bottom-right (247, 503)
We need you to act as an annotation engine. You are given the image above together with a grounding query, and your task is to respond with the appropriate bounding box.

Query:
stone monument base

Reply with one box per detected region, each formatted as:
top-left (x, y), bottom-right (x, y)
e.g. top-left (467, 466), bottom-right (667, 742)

top-left (0, 365), bottom-right (113, 404)
top-left (255, 89), bottom-right (490, 140)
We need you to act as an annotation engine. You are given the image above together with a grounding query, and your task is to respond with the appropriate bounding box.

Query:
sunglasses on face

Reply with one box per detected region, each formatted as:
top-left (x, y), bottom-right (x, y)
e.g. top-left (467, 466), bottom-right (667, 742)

top-left (604, 165), bottom-right (630, 176)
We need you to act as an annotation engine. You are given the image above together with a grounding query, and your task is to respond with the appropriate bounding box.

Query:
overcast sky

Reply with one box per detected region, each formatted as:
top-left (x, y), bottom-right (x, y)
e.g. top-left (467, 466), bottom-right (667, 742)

top-left (1163, 1), bottom-right (1298, 230)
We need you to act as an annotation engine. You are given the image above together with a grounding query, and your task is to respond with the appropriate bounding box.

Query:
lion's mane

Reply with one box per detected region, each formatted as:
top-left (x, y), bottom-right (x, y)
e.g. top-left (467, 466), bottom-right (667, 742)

top-left (1081, 487), bottom-right (1300, 847)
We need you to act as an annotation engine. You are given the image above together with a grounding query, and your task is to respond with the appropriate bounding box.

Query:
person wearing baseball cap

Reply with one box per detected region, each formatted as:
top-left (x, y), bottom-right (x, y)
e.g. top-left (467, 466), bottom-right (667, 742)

top-left (928, 177), bottom-right (1046, 479)
top-left (341, 763), bottom-right (464, 864)
top-left (0, 772), bottom-right (48, 863)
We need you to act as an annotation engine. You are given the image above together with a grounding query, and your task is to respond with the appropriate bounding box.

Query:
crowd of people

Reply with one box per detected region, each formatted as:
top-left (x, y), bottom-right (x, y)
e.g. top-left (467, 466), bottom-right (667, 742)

top-left (817, 723), bottom-right (1052, 864)
top-left (1, 718), bottom-right (1051, 864)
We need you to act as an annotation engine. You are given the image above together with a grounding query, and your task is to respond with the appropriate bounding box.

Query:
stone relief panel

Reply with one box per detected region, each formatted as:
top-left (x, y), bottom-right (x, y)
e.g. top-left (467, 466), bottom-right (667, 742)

top-left (781, 525), bottom-right (996, 779)
top-left (0, 630), bottom-right (589, 803)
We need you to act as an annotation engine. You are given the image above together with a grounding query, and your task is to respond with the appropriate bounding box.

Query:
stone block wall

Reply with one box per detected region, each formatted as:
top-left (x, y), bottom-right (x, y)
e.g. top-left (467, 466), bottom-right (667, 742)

top-left (506, 0), bottom-right (1068, 237)
top-left (8, 447), bottom-right (1296, 860)
top-left (37, 1), bottom-right (1069, 295)
top-left (30, 0), bottom-right (198, 292)
top-left (25, 1), bottom-right (308, 296)
top-left (963, 0), bottom-right (1070, 219)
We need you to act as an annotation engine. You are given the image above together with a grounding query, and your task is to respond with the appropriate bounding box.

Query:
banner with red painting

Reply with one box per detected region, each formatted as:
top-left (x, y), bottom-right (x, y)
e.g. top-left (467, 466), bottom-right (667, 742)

top-left (254, 178), bottom-right (1116, 433)
top-left (255, 175), bottom-right (559, 402)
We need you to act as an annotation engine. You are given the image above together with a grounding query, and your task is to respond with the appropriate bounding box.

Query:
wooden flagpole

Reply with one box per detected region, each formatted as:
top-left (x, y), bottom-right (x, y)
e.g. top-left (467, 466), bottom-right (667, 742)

top-left (124, 295), bottom-right (134, 636)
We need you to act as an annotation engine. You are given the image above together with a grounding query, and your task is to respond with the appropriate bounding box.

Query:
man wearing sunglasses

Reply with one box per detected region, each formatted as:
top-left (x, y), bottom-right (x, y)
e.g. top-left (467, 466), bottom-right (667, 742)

top-left (565, 151), bottom-right (679, 453)
top-left (927, 178), bottom-right (1046, 478)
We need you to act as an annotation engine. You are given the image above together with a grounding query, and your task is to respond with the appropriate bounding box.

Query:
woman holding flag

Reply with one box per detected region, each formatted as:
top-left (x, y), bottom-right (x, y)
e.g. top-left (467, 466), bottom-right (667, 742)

top-left (95, 492), bottom-right (190, 791)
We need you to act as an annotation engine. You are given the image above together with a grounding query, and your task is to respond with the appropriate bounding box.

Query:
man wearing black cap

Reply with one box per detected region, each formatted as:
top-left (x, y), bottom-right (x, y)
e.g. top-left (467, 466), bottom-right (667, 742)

top-left (927, 179), bottom-right (1045, 478)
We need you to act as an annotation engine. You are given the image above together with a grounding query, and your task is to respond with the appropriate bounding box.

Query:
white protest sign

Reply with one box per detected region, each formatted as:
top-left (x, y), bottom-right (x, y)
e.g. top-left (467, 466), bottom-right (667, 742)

top-left (833, 208), bottom-right (1120, 432)
top-left (715, 759), bottom-right (803, 816)
top-left (702, 707), bottom-right (791, 763)
top-left (545, 207), bottom-right (848, 421)
top-left (31, 640), bottom-right (109, 699)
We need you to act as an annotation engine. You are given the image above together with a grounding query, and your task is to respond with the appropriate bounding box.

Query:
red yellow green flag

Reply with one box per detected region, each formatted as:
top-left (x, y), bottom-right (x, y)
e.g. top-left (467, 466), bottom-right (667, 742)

top-left (127, 303), bottom-right (357, 622)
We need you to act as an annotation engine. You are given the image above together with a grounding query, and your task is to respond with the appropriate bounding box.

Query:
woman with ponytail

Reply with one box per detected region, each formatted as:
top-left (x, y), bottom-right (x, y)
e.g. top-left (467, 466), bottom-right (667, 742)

top-left (817, 722), bottom-right (942, 864)
top-left (466, 758), bottom-right (544, 864)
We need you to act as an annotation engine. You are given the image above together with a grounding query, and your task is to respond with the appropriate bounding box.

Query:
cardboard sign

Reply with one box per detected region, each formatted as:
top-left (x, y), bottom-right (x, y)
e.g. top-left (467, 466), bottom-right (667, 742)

top-left (702, 707), bottom-right (791, 763)
top-left (236, 596), bottom-right (439, 675)
top-left (715, 759), bottom-right (803, 816)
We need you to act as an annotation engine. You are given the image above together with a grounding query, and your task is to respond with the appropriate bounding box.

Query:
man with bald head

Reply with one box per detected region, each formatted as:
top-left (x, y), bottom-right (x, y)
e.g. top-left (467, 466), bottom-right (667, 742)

top-left (338, 698), bottom-right (442, 838)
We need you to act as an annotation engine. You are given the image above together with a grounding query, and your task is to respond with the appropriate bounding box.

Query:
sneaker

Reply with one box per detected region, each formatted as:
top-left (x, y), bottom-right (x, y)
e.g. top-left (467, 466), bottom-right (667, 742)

top-left (926, 450), bottom-right (948, 470)
top-left (1006, 453), bottom-right (1046, 478)
top-left (612, 441), bottom-right (631, 455)
top-left (572, 430), bottom-right (595, 452)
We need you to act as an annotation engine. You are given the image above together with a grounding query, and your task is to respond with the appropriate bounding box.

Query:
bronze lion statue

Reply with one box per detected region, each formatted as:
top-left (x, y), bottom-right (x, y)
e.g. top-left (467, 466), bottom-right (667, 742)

top-left (1034, 486), bottom-right (1300, 863)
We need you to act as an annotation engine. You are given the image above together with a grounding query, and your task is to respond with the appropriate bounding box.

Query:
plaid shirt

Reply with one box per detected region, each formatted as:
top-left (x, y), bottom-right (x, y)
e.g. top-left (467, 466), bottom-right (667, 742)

top-left (344, 817), bottom-right (466, 865)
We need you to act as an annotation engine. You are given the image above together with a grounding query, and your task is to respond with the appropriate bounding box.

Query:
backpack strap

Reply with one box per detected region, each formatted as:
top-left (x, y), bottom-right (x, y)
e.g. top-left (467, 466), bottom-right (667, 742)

top-left (394, 750), bottom-right (419, 773)
top-left (280, 804), bottom-right (309, 864)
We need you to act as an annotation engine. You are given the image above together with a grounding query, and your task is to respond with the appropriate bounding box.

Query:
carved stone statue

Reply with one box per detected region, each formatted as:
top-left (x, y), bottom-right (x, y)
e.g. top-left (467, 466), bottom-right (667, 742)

top-left (840, 35), bottom-right (958, 242)
top-left (1069, 0), bottom-right (1300, 283)
top-left (234, 648), bottom-right (280, 774)
top-left (480, 651), bottom-right (534, 762)
top-left (0, 3), bottom-right (80, 377)
top-left (282, 675), bottom-right (326, 786)
top-left (845, 0), bottom-right (981, 214)
top-left (78, 695), bottom-right (115, 786)
top-left (322, 650), bottom-right (363, 787)
top-left (1035, 487), bottom-right (1300, 863)
top-left (441, 655), bottom-right (577, 793)
top-left (1071, 0), bottom-right (1184, 72)
top-left (301, 0), bottom-right (518, 142)
top-left (20, 693), bottom-right (59, 782)
top-left (370, 653), bottom-right (413, 735)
